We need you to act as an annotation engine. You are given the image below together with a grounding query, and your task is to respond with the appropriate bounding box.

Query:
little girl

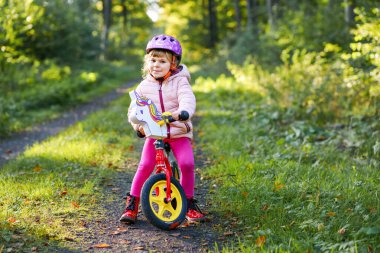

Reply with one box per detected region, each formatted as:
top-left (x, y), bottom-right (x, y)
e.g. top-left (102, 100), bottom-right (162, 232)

top-left (120, 34), bottom-right (205, 223)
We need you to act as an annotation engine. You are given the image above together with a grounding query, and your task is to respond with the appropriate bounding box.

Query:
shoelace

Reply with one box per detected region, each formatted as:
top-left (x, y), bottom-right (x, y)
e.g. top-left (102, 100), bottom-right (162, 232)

top-left (188, 199), bottom-right (203, 213)
top-left (124, 195), bottom-right (136, 211)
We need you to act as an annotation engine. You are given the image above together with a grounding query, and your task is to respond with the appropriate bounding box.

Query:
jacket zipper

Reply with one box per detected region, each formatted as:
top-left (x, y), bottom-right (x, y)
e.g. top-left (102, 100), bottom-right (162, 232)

top-left (158, 81), bottom-right (170, 138)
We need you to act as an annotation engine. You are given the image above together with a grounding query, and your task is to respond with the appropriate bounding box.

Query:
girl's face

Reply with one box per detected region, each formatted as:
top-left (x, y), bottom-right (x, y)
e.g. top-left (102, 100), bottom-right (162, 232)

top-left (148, 54), bottom-right (171, 79)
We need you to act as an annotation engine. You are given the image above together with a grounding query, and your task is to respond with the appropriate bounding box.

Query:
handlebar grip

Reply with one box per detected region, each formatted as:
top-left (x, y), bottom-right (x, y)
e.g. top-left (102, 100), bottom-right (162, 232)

top-left (178, 111), bottom-right (189, 121)
top-left (136, 130), bottom-right (145, 138)
top-left (167, 116), bottom-right (175, 123)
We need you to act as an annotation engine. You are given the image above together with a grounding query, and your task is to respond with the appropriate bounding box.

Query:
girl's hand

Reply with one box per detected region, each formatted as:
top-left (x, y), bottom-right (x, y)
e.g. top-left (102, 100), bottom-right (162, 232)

top-left (138, 125), bottom-right (145, 135)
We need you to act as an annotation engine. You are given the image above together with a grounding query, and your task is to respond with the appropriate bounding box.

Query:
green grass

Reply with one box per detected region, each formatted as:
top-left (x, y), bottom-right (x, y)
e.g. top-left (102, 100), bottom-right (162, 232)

top-left (0, 94), bottom-right (139, 252)
top-left (0, 60), bottom-right (140, 137)
top-left (193, 80), bottom-right (380, 252)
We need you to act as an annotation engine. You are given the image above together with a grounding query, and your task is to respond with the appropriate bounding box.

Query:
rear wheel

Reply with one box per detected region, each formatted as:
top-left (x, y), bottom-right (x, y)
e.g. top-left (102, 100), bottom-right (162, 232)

top-left (141, 174), bottom-right (187, 230)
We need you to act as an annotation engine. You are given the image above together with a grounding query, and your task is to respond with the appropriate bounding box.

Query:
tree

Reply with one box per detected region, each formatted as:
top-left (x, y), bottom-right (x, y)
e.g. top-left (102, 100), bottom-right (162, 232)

top-left (344, 0), bottom-right (356, 27)
top-left (208, 0), bottom-right (218, 48)
top-left (101, 0), bottom-right (112, 60)
top-left (234, 0), bottom-right (242, 31)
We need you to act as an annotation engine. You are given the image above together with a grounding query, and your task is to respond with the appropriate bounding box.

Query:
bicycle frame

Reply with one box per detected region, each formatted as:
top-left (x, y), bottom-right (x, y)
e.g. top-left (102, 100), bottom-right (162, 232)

top-left (154, 139), bottom-right (173, 202)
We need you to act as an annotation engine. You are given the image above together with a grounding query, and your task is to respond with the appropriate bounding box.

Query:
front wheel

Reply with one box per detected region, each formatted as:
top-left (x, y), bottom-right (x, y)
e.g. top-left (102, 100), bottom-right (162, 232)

top-left (141, 174), bottom-right (187, 230)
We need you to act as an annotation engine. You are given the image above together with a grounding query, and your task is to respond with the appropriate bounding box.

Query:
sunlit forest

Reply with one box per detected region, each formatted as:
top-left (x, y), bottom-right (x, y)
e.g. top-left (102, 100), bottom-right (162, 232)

top-left (1, 0), bottom-right (380, 252)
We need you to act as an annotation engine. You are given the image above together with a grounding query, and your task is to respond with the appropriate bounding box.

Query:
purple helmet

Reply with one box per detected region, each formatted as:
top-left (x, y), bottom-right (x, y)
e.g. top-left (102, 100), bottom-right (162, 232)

top-left (146, 34), bottom-right (182, 57)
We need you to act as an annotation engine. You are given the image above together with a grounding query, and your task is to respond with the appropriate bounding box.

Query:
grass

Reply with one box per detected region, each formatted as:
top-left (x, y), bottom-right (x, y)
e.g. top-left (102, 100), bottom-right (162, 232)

top-left (193, 80), bottom-right (380, 252)
top-left (0, 94), bottom-right (140, 252)
top-left (0, 60), bottom-right (140, 137)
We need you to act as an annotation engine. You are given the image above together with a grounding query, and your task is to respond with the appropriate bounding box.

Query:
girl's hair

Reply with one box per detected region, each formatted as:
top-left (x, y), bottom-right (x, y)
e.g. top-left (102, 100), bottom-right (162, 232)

top-left (142, 49), bottom-right (180, 78)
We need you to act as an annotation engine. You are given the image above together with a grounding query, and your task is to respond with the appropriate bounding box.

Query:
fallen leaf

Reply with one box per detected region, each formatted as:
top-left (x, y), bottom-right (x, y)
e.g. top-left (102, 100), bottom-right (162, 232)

top-left (241, 191), bottom-right (249, 198)
top-left (128, 145), bottom-right (134, 151)
top-left (133, 246), bottom-right (145, 250)
top-left (255, 235), bottom-right (266, 247)
top-left (170, 233), bottom-right (181, 237)
top-left (261, 204), bottom-right (269, 211)
top-left (274, 181), bottom-right (285, 191)
top-left (327, 211), bottom-right (336, 217)
top-left (94, 243), bottom-right (111, 248)
top-left (33, 165), bottom-right (42, 172)
top-left (60, 190), bottom-right (68, 196)
top-left (117, 227), bottom-right (128, 232)
top-left (223, 231), bottom-right (234, 236)
top-left (183, 235), bottom-right (191, 239)
top-left (71, 202), bottom-right (80, 208)
top-left (11, 234), bottom-right (23, 240)
top-left (338, 228), bottom-right (346, 235)
top-left (31, 246), bottom-right (38, 252)
top-left (7, 217), bottom-right (18, 223)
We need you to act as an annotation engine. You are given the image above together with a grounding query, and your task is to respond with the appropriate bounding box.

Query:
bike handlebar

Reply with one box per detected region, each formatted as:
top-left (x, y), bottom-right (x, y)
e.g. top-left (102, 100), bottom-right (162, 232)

top-left (136, 110), bottom-right (189, 138)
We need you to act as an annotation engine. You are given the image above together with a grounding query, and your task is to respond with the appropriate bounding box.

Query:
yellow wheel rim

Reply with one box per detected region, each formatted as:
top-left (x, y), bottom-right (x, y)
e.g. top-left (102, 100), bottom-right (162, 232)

top-left (148, 180), bottom-right (183, 222)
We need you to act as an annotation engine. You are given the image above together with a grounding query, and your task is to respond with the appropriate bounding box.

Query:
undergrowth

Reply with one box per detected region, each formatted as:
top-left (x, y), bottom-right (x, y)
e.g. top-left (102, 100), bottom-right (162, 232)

top-left (193, 76), bottom-right (379, 252)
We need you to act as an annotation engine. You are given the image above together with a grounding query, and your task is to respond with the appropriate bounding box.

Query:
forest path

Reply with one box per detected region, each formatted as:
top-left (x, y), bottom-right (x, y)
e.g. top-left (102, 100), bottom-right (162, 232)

top-left (0, 81), bottom-right (225, 252)
top-left (0, 81), bottom-right (137, 168)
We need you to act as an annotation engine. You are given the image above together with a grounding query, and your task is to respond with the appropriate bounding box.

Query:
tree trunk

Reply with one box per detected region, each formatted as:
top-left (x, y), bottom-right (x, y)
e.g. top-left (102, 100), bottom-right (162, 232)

top-left (234, 0), bottom-right (241, 31)
top-left (120, 0), bottom-right (128, 46)
top-left (101, 0), bottom-right (112, 60)
top-left (208, 0), bottom-right (218, 48)
top-left (266, 0), bottom-right (274, 30)
top-left (246, 0), bottom-right (253, 29)
top-left (246, 0), bottom-right (259, 36)
top-left (344, 0), bottom-right (355, 27)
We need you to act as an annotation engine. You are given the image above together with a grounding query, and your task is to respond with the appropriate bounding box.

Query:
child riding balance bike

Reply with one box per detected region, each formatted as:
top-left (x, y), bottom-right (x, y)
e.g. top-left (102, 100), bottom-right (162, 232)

top-left (119, 34), bottom-right (205, 229)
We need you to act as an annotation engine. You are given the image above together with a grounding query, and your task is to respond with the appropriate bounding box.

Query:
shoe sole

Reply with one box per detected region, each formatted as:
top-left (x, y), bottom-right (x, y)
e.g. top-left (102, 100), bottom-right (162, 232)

top-left (119, 217), bottom-right (137, 223)
top-left (186, 217), bottom-right (206, 222)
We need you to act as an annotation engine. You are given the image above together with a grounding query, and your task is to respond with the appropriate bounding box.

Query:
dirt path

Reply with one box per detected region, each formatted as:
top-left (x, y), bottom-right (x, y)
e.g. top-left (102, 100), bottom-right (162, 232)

top-left (0, 81), bottom-right (137, 167)
top-left (68, 147), bottom-right (224, 253)
top-left (0, 82), bottom-right (225, 252)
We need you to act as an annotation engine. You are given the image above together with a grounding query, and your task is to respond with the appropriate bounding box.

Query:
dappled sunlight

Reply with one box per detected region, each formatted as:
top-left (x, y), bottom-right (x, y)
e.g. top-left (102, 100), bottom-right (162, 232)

top-left (23, 136), bottom-right (103, 165)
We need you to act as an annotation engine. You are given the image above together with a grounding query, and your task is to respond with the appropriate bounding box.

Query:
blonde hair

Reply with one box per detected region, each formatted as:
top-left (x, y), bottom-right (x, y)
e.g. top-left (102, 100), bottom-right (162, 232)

top-left (142, 49), bottom-right (180, 78)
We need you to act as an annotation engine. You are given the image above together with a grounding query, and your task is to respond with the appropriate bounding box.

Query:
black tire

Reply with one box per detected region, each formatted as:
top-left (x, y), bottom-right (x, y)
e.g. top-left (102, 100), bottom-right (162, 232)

top-left (141, 174), bottom-right (187, 230)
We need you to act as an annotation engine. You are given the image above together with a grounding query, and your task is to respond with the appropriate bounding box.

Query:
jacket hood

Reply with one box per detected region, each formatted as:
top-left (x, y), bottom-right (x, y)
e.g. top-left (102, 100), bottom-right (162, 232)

top-left (147, 64), bottom-right (191, 83)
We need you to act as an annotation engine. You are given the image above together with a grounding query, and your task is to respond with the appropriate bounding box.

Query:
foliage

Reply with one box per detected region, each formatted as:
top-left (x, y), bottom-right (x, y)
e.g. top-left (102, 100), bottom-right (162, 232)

top-left (193, 77), bottom-right (380, 252)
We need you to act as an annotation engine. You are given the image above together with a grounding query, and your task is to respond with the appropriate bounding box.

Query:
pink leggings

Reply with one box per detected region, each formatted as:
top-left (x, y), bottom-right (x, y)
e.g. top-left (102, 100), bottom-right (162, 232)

top-left (130, 137), bottom-right (195, 198)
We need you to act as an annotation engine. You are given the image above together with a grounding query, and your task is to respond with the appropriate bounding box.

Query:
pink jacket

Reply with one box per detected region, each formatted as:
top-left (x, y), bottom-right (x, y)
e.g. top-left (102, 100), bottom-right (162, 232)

top-left (128, 64), bottom-right (196, 139)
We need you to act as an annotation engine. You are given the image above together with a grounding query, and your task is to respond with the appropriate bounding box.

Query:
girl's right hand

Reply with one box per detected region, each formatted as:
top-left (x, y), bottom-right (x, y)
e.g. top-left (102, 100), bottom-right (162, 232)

top-left (138, 125), bottom-right (145, 135)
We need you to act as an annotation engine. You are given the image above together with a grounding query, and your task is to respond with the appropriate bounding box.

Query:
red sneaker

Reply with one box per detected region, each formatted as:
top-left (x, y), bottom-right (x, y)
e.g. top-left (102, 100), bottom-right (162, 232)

top-left (186, 198), bottom-right (205, 222)
top-left (119, 192), bottom-right (140, 223)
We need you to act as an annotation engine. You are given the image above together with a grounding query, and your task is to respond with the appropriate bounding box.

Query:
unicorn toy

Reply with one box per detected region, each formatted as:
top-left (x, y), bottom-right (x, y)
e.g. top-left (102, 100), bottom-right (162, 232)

top-left (128, 90), bottom-right (168, 139)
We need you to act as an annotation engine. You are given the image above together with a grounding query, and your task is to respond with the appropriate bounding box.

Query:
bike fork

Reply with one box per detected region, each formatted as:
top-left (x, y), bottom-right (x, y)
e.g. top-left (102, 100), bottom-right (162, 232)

top-left (154, 140), bottom-right (173, 202)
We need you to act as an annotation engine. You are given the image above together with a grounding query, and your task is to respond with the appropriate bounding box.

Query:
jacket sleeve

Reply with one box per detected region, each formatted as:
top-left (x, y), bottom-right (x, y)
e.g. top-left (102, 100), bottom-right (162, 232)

top-left (174, 77), bottom-right (196, 119)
